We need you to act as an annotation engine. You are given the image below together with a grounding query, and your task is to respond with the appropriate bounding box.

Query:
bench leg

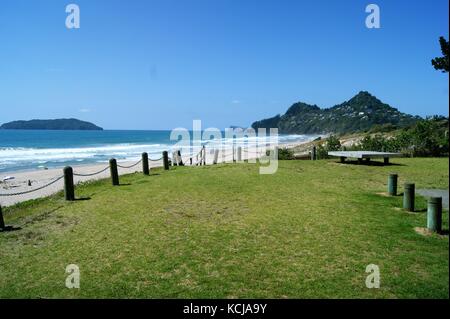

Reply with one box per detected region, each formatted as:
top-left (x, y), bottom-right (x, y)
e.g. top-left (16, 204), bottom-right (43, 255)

top-left (384, 157), bottom-right (389, 165)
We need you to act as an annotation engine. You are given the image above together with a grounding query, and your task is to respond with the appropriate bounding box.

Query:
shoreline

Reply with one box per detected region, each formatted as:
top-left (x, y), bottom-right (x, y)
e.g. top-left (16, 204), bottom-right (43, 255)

top-left (1, 142), bottom-right (304, 207)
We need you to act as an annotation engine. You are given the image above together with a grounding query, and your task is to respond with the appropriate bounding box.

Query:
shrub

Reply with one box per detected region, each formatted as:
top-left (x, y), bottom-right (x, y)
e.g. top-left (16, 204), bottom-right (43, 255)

top-left (326, 135), bottom-right (341, 151)
top-left (348, 117), bottom-right (449, 157)
top-left (316, 135), bottom-right (342, 159)
top-left (267, 148), bottom-right (295, 160)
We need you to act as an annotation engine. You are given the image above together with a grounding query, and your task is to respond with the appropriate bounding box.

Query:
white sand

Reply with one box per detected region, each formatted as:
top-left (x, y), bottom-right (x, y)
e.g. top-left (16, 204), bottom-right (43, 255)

top-left (0, 146), bottom-right (269, 207)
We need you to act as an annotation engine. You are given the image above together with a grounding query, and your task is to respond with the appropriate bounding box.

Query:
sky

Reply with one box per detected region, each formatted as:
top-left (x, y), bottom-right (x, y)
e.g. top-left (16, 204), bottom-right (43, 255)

top-left (0, 0), bottom-right (448, 130)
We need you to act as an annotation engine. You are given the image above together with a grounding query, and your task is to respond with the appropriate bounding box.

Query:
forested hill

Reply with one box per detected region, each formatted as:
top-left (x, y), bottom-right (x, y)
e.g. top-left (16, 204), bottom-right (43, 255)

top-left (0, 118), bottom-right (103, 130)
top-left (251, 91), bottom-right (420, 134)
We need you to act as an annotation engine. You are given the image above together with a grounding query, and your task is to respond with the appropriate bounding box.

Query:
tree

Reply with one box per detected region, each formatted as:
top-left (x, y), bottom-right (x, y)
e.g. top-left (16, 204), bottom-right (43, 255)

top-left (431, 36), bottom-right (449, 73)
top-left (326, 135), bottom-right (341, 151)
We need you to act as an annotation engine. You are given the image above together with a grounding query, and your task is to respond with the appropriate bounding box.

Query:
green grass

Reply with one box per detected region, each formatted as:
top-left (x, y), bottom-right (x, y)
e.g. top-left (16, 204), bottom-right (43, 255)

top-left (0, 158), bottom-right (448, 298)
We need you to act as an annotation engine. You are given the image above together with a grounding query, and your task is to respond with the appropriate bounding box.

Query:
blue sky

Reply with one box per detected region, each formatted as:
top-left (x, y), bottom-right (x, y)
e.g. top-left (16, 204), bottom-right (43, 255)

top-left (0, 0), bottom-right (448, 130)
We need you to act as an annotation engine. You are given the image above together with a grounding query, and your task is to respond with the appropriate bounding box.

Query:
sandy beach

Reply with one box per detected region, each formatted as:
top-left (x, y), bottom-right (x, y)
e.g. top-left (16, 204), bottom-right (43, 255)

top-left (0, 145), bottom-right (270, 207)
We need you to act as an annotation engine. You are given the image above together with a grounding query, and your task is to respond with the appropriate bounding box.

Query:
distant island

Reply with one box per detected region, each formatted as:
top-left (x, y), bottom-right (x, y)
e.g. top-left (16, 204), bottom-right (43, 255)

top-left (0, 118), bottom-right (103, 130)
top-left (252, 91), bottom-right (421, 134)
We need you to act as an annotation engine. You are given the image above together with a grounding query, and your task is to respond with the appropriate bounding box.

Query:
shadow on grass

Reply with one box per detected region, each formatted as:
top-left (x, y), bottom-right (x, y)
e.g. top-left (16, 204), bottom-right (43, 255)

top-left (0, 225), bottom-right (22, 232)
top-left (337, 160), bottom-right (406, 167)
top-left (74, 197), bottom-right (91, 201)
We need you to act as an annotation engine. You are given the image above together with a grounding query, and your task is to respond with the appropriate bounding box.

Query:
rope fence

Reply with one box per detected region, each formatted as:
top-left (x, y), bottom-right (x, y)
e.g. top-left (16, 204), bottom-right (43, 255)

top-left (1, 148), bottom-right (442, 235)
top-left (73, 165), bottom-right (110, 177)
top-left (117, 159), bottom-right (142, 169)
top-left (0, 145), bottom-right (278, 231)
top-left (0, 146), bottom-right (269, 199)
top-left (0, 175), bottom-right (65, 197)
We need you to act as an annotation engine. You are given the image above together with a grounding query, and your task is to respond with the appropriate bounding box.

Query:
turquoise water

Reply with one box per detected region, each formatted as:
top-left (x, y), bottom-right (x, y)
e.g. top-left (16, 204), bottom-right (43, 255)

top-left (0, 130), bottom-right (318, 173)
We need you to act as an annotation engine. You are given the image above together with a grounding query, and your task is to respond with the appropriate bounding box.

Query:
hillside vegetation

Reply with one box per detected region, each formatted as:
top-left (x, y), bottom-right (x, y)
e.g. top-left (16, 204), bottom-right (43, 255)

top-left (252, 91), bottom-right (419, 134)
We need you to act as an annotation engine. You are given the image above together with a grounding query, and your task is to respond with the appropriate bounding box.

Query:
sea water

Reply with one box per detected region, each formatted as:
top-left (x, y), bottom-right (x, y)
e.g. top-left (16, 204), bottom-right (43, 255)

top-left (0, 130), bottom-right (319, 173)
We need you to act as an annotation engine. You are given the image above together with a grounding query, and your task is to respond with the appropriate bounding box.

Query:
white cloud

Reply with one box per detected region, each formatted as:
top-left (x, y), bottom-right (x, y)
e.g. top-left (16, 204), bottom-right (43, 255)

top-left (231, 100), bottom-right (241, 104)
top-left (79, 108), bottom-right (91, 113)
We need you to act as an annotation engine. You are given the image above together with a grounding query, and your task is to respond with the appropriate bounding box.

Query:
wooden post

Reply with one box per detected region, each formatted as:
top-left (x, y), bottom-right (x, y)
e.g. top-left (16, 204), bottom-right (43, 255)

top-left (202, 145), bottom-right (206, 165)
top-left (163, 151), bottom-right (169, 170)
top-left (190, 157), bottom-right (193, 165)
top-left (172, 151), bottom-right (177, 166)
top-left (387, 174), bottom-right (398, 196)
top-left (237, 146), bottom-right (242, 162)
top-left (109, 159), bottom-right (120, 186)
top-left (142, 152), bottom-right (149, 175)
top-left (0, 204), bottom-right (5, 230)
top-left (233, 145), bottom-right (236, 163)
top-left (177, 150), bottom-right (184, 166)
top-left (403, 183), bottom-right (415, 212)
top-left (213, 149), bottom-right (219, 164)
top-left (427, 197), bottom-right (442, 232)
top-left (384, 157), bottom-right (389, 165)
top-left (340, 156), bottom-right (346, 163)
top-left (311, 146), bottom-right (317, 160)
top-left (0, 204), bottom-right (14, 232)
top-left (63, 166), bottom-right (75, 201)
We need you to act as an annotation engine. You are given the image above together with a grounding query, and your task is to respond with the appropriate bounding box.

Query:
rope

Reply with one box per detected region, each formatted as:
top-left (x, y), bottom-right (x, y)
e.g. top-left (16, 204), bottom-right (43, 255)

top-left (0, 175), bottom-right (64, 197)
top-left (73, 166), bottom-right (110, 177)
top-left (149, 156), bottom-right (163, 162)
top-left (117, 159), bottom-right (142, 169)
top-left (177, 148), bottom-right (204, 165)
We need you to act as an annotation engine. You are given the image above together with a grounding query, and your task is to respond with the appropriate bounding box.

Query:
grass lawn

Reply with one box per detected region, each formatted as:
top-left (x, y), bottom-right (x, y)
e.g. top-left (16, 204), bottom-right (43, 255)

top-left (0, 158), bottom-right (448, 298)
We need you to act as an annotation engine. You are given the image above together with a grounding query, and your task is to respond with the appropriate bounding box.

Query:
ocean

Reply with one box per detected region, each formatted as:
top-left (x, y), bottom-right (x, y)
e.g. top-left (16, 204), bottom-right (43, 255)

top-left (0, 130), bottom-right (319, 173)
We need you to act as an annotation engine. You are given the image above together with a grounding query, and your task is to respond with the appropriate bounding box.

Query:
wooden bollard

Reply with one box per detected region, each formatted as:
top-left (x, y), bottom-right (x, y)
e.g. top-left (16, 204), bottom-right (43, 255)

top-left (172, 151), bottom-right (177, 166)
top-left (213, 149), bottom-right (219, 164)
top-left (403, 183), bottom-right (415, 212)
top-left (311, 146), bottom-right (317, 160)
top-left (388, 174), bottom-right (398, 196)
top-left (232, 145), bottom-right (236, 163)
top-left (63, 166), bottom-right (75, 201)
top-left (237, 146), bottom-right (242, 162)
top-left (0, 204), bottom-right (5, 230)
top-left (163, 151), bottom-right (169, 170)
top-left (109, 159), bottom-right (120, 186)
top-left (427, 197), bottom-right (442, 232)
top-left (190, 157), bottom-right (193, 165)
top-left (0, 204), bottom-right (13, 232)
top-left (142, 152), bottom-right (149, 175)
top-left (202, 146), bottom-right (206, 165)
top-left (177, 150), bottom-right (184, 166)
